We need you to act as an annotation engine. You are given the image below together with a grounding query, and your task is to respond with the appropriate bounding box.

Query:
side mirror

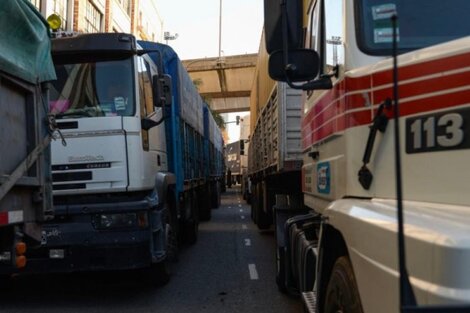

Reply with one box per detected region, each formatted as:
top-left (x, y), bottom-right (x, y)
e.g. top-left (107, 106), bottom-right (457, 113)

top-left (153, 74), bottom-right (172, 107)
top-left (268, 49), bottom-right (320, 82)
top-left (141, 111), bottom-right (165, 130)
top-left (264, 0), bottom-right (303, 54)
top-left (141, 116), bottom-right (159, 131)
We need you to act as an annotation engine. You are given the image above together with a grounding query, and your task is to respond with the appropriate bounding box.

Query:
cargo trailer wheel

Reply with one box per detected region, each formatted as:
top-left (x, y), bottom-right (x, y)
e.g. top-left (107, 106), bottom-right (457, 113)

top-left (165, 212), bottom-right (179, 262)
top-left (211, 182), bottom-right (220, 209)
top-left (256, 183), bottom-right (271, 230)
top-left (185, 192), bottom-right (199, 244)
top-left (200, 186), bottom-right (212, 221)
top-left (276, 247), bottom-right (288, 293)
top-left (324, 256), bottom-right (363, 313)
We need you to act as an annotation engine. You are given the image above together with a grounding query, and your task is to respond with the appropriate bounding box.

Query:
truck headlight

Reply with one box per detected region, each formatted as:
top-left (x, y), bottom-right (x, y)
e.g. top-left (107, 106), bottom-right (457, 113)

top-left (94, 212), bottom-right (147, 229)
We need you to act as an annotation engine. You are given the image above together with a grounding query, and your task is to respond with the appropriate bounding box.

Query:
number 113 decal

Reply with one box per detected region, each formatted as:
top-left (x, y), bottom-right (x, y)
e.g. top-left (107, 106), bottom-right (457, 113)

top-left (406, 108), bottom-right (470, 153)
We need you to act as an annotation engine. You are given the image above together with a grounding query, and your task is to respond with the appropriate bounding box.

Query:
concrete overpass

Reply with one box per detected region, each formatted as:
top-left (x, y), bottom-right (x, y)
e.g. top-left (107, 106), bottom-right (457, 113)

top-left (182, 54), bottom-right (257, 113)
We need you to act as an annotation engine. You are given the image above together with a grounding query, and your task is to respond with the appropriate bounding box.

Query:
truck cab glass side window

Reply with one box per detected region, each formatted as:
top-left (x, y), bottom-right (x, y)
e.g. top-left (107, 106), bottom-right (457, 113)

top-left (306, 0), bottom-right (321, 101)
top-left (137, 56), bottom-right (154, 151)
top-left (308, 0), bottom-right (321, 52)
top-left (324, 0), bottom-right (345, 72)
top-left (137, 57), bottom-right (155, 117)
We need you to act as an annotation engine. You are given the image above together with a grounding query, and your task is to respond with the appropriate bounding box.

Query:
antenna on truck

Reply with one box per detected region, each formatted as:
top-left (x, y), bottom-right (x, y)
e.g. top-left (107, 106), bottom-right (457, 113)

top-left (390, 14), bottom-right (417, 310)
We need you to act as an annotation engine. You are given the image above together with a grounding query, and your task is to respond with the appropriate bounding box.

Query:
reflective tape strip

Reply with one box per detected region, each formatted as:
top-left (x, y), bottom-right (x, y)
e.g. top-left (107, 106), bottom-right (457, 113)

top-left (9, 211), bottom-right (24, 223)
top-left (0, 211), bottom-right (24, 225)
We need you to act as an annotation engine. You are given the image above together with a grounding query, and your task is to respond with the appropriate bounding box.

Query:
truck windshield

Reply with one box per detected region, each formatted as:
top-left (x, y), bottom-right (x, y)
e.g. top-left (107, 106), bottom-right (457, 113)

top-left (50, 58), bottom-right (135, 118)
top-left (357, 0), bottom-right (470, 55)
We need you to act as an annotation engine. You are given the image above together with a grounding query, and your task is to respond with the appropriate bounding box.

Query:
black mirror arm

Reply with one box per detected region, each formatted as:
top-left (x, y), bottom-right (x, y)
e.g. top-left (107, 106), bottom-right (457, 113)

top-left (297, 64), bottom-right (338, 90)
top-left (141, 116), bottom-right (167, 131)
top-left (284, 72), bottom-right (333, 91)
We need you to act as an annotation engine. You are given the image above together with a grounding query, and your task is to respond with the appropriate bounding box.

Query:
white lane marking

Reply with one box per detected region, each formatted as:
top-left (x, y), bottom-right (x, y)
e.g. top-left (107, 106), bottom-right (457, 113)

top-left (241, 215), bottom-right (245, 220)
top-left (245, 239), bottom-right (251, 246)
top-left (238, 204), bottom-right (242, 207)
top-left (248, 264), bottom-right (259, 280)
top-left (239, 209), bottom-right (243, 212)
top-left (228, 206), bottom-right (232, 209)
top-left (242, 224), bottom-right (247, 229)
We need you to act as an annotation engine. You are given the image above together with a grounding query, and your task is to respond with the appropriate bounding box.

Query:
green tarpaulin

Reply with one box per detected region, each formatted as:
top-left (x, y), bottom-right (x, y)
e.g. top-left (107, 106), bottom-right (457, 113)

top-left (0, 0), bottom-right (56, 83)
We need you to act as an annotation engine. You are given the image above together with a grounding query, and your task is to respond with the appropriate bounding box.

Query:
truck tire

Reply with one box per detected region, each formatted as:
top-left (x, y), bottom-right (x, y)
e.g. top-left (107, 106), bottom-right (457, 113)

top-left (211, 182), bottom-right (220, 209)
top-left (324, 256), bottom-right (363, 313)
top-left (276, 247), bottom-right (288, 293)
top-left (216, 182), bottom-right (221, 208)
top-left (149, 261), bottom-right (170, 287)
top-left (163, 189), bottom-right (179, 262)
top-left (251, 183), bottom-right (258, 223)
top-left (200, 186), bottom-right (212, 221)
top-left (165, 209), bottom-right (179, 262)
top-left (256, 183), bottom-right (271, 230)
top-left (184, 192), bottom-right (199, 245)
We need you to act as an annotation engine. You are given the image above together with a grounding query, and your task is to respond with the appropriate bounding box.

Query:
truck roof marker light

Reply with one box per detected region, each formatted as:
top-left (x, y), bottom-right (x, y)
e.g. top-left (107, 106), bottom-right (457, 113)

top-left (47, 14), bottom-right (62, 31)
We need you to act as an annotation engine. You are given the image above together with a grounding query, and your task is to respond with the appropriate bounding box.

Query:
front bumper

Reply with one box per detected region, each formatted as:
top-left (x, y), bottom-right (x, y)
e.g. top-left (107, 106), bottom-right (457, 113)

top-left (18, 197), bottom-right (166, 274)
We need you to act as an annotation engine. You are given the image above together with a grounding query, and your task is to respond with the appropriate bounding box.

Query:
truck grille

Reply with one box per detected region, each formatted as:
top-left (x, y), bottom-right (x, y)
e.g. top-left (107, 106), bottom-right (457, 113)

top-left (52, 171), bottom-right (92, 182)
top-left (53, 183), bottom-right (86, 191)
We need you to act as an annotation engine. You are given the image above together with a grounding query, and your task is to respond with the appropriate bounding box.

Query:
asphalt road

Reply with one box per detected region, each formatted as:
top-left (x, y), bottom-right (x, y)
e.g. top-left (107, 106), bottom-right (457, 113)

top-left (0, 186), bottom-right (301, 313)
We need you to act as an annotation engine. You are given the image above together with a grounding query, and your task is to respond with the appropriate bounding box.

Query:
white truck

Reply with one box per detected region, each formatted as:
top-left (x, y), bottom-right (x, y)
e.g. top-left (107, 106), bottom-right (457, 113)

top-left (24, 33), bottom-right (226, 284)
top-left (261, 0), bottom-right (470, 312)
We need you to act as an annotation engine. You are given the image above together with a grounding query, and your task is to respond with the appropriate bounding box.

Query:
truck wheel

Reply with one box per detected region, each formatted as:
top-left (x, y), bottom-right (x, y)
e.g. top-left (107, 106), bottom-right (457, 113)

top-left (165, 212), bottom-right (179, 262)
top-left (216, 182), bottom-right (221, 208)
top-left (324, 256), bottom-right (363, 313)
top-left (211, 182), bottom-right (219, 209)
top-left (256, 183), bottom-right (271, 230)
top-left (259, 183), bottom-right (275, 230)
top-left (185, 192), bottom-right (199, 245)
top-left (149, 261), bottom-right (170, 287)
top-left (251, 183), bottom-right (259, 222)
top-left (164, 190), bottom-right (179, 262)
top-left (276, 247), bottom-right (288, 293)
top-left (185, 217), bottom-right (199, 245)
top-left (200, 186), bottom-right (212, 221)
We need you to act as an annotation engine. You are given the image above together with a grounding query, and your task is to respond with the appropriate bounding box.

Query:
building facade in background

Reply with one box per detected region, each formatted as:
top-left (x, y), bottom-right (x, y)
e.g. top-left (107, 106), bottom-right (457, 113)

top-left (29, 0), bottom-right (163, 41)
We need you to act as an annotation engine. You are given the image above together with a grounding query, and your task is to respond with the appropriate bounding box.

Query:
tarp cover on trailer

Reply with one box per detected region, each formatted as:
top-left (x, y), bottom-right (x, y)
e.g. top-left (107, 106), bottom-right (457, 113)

top-left (0, 0), bottom-right (56, 83)
top-left (138, 40), bottom-right (204, 135)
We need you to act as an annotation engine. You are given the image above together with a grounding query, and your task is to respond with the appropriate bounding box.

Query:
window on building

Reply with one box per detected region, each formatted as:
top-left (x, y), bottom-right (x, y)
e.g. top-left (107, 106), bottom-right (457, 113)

top-left (48, 0), bottom-right (68, 30)
top-left (324, 0), bottom-right (345, 69)
top-left (85, 0), bottom-right (102, 33)
top-left (118, 0), bottom-right (131, 16)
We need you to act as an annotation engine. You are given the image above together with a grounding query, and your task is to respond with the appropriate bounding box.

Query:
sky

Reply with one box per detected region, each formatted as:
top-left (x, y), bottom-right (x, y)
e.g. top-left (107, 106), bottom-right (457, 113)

top-left (157, 0), bottom-right (262, 143)
top-left (157, 0), bottom-right (264, 60)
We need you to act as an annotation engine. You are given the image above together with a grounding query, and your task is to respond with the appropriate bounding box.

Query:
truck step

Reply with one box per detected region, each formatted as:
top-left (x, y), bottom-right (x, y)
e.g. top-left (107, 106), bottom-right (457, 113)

top-left (301, 291), bottom-right (317, 313)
